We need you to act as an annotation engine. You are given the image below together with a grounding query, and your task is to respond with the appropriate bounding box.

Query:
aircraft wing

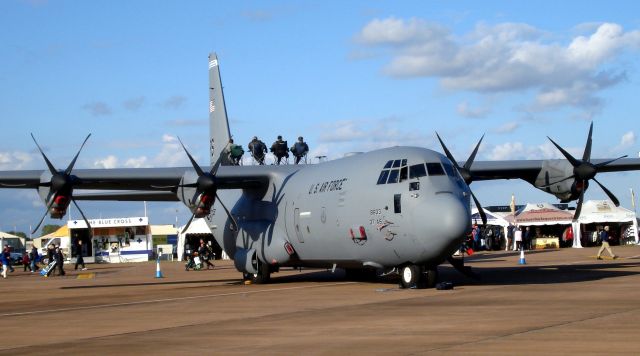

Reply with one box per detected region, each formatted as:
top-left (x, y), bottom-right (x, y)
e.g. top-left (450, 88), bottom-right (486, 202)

top-left (0, 165), bottom-right (271, 200)
top-left (468, 158), bottom-right (640, 183)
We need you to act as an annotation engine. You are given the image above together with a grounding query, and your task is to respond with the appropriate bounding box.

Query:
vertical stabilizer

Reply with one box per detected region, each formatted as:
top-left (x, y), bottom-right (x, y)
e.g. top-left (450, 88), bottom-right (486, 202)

top-left (208, 53), bottom-right (232, 166)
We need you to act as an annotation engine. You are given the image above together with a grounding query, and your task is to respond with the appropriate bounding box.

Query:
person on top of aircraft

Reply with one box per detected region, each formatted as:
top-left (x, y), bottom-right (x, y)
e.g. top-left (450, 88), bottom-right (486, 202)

top-left (290, 136), bottom-right (309, 164)
top-left (248, 136), bottom-right (267, 165)
top-left (227, 139), bottom-right (244, 166)
top-left (270, 135), bottom-right (289, 165)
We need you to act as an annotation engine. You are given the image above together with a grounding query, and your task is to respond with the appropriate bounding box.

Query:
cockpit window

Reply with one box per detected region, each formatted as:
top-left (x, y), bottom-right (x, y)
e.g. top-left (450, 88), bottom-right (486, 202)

top-left (377, 170), bottom-right (390, 185)
top-left (387, 169), bottom-right (399, 183)
top-left (409, 164), bottom-right (427, 179)
top-left (377, 159), bottom-right (408, 184)
top-left (426, 162), bottom-right (445, 176)
top-left (399, 166), bottom-right (408, 182)
top-left (441, 161), bottom-right (456, 177)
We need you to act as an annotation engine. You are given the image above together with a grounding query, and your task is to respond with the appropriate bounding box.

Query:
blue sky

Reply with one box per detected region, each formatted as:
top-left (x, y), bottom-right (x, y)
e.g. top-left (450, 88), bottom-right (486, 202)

top-left (1, 0), bottom-right (640, 234)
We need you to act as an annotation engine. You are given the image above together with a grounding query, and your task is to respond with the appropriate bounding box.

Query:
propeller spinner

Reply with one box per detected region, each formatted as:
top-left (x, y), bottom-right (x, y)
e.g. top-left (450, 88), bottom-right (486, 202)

top-left (31, 133), bottom-right (93, 234)
top-left (177, 138), bottom-right (238, 233)
top-left (546, 122), bottom-right (627, 220)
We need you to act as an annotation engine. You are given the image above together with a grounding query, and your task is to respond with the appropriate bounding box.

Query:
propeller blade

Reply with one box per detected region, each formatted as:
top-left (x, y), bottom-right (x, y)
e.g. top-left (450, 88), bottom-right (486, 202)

top-left (215, 192), bottom-right (238, 231)
top-left (547, 137), bottom-right (581, 167)
top-left (64, 133), bottom-right (91, 175)
top-left (573, 188), bottom-right (585, 221)
top-left (71, 198), bottom-right (92, 233)
top-left (178, 137), bottom-right (205, 176)
top-left (463, 134), bottom-right (485, 171)
top-left (582, 122), bottom-right (593, 162)
top-left (31, 133), bottom-right (58, 176)
top-left (176, 183), bottom-right (199, 188)
top-left (209, 151), bottom-right (224, 176)
top-left (594, 155), bottom-right (628, 168)
top-left (593, 178), bottom-right (620, 206)
top-left (435, 132), bottom-right (461, 169)
top-left (32, 198), bottom-right (57, 234)
top-left (181, 213), bottom-right (196, 234)
top-left (470, 191), bottom-right (487, 226)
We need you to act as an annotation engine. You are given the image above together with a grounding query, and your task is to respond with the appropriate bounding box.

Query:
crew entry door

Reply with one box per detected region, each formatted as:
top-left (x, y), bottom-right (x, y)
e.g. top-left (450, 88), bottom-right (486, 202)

top-left (294, 208), bottom-right (304, 242)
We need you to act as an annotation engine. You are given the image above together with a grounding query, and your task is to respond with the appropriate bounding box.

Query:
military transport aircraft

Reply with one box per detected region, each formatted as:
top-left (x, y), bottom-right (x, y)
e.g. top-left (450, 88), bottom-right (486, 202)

top-left (2, 53), bottom-right (640, 289)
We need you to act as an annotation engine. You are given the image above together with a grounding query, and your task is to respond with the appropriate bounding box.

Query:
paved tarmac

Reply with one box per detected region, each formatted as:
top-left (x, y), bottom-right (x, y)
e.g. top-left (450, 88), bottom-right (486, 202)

top-left (1, 245), bottom-right (640, 355)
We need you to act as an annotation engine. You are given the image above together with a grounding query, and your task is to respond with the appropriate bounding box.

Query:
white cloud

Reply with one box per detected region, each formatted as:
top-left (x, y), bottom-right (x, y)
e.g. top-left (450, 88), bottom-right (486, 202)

top-left (316, 118), bottom-right (429, 159)
top-left (493, 121), bottom-right (520, 134)
top-left (124, 157), bottom-right (150, 168)
top-left (91, 135), bottom-right (189, 168)
top-left (355, 20), bottom-right (640, 117)
top-left (457, 101), bottom-right (490, 118)
top-left (0, 151), bottom-right (34, 170)
top-left (486, 141), bottom-right (567, 160)
top-left (614, 131), bottom-right (636, 152)
top-left (94, 155), bottom-right (118, 169)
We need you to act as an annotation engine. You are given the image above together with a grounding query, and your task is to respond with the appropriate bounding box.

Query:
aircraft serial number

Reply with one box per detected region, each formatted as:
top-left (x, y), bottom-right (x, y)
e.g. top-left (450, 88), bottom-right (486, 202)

top-left (308, 178), bottom-right (348, 194)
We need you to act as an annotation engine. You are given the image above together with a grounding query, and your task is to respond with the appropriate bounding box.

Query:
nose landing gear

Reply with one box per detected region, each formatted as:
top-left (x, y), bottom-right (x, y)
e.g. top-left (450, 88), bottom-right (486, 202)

top-left (399, 265), bottom-right (438, 289)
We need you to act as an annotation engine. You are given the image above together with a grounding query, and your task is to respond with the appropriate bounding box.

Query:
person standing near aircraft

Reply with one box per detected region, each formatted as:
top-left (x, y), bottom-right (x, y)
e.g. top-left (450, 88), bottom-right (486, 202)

top-left (248, 136), bottom-right (267, 165)
top-left (290, 136), bottom-right (309, 164)
top-left (29, 245), bottom-right (39, 272)
top-left (523, 226), bottom-right (531, 250)
top-left (199, 240), bottom-right (215, 270)
top-left (74, 240), bottom-right (86, 271)
top-left (270, 135), bottom-right (289, 165)
top-left (514, 226), bottom-right (523, 251)
top-left (597, 226), bottom-right (618, 260)
top-left (2, 244), bottom-right (14, 273)
top-left (1, 249), bottom-right (8, 278)
top-left (54, 247), bottom-right (65, 276)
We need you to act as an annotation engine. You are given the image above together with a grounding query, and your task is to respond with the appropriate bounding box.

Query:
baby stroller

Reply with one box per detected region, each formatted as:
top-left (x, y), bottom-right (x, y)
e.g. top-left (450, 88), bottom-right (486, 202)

top-left (185, 252), bottom-right (203, 271)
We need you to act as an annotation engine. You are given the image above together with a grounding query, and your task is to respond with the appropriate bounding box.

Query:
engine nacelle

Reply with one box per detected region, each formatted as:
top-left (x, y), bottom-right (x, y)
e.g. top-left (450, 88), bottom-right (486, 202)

top-left (534, 159), bottom-right (578, 201)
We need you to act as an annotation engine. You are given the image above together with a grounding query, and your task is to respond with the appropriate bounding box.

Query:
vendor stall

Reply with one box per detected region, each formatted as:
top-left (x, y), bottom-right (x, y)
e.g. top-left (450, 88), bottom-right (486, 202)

top-left (508, 203), bottom-right (574, 249)
top-left (575, 200), bottom-right (639, 247)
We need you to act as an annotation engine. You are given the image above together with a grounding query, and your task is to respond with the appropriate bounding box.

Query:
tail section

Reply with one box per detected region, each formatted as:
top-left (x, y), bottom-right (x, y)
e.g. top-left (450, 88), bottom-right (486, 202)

top-left (208, 53), bottom-right (232, 166)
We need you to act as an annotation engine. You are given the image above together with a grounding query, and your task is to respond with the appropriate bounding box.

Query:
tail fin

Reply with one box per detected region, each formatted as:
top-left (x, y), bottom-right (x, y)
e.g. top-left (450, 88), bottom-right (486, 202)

top-left (208, 53), bottom-right (232, 166)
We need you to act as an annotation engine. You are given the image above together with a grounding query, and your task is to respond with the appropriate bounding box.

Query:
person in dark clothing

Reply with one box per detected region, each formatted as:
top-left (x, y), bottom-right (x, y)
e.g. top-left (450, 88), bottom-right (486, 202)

top-left (22, 252), bottom-right (30, 272)
top-left (75, 240), bottom-right (86, 271)
top-left (30, 245), bottom-right (39, 272)
top-left (290, 136), bottom-right (309, 164)
top-left (47, 244), bottom-right (55, 264)
top-left (2, 245), bottom-right (14, 273)
top-left (54, 247), bottom-right (65, 276)
top-left (248, 136), bottom-right (267, 165)
top-left (199, 241), bottom-right (215, 270)
top-left (270, 135), bottom-right (289, 165)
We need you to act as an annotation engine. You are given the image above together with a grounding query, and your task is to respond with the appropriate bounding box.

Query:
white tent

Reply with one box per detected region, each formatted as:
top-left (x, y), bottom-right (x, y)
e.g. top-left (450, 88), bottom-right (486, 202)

top-left (177, 218), bottom-right (227, 261)
top-left (0, 231), bottom-right (26, 251)
top-left (575, 200), bottom-right (639, 246)
top-left (513, 203), bottom-right (574, 226)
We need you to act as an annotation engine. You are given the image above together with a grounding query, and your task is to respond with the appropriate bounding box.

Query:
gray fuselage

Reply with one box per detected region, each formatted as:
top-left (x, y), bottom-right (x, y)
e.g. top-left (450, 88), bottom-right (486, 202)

top-left (205, 146), bottom-right (472, 271)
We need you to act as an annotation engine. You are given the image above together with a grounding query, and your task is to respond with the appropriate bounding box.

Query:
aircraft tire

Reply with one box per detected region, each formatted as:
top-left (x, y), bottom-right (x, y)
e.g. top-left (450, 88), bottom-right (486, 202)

top-left (399, 264), bottom-right (421, 289)
top-left (423, 267), bottom-right (438, 289)
top-left (250, 261), bottom-right (271, 284)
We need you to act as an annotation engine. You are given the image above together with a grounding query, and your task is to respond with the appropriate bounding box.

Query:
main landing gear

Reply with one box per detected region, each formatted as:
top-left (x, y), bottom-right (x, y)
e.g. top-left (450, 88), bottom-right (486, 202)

top-left (243, 261), bottom-right (271, 284)
top-left (398, 265), bottom-right (438, 289)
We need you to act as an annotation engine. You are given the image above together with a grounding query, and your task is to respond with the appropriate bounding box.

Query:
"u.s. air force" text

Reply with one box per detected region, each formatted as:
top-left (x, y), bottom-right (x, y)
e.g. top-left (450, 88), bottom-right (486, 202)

top-left (308, 178), bottom-right (348, 194)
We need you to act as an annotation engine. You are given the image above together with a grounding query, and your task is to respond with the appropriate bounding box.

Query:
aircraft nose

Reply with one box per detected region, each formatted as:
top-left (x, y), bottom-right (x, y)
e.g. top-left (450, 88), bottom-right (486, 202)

top-left (415, 193), bottom-right (470, 248)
